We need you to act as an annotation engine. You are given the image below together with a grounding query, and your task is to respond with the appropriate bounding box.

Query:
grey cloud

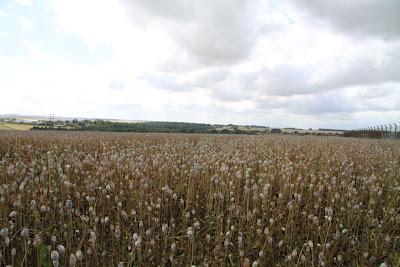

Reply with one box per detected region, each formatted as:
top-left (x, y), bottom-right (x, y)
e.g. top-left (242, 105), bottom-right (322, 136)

top-left (256, 84), bottom-right (400, 116)
top-left (194, 70), bottom-right (230, 87)
top-left (287, 94), bottom-right (359, 115)
top-left (121, 0), bottom-right (258, 65)
top-left (128, 0), bottom-right (195, 21)
top-left (255, 65), bottom-right (315, 96)
top-left (347, 86), bottom-right (398, 100)
top-left (145, 48), bottom-right (400, 102)
top-left (253, 46), bottom-right (400, 96)
top-left (320, 49), bottom-right (400, 90)
top-left (174, 2), bottom-right (255, 65)
top-left (142, 69), bottom-right (253, 99)
top-left (200, 71), bottom-right (257, 102)
top-left (289, 0), bottom-right (400, 38)
top-left (255, 94), bottom-right (356, 115)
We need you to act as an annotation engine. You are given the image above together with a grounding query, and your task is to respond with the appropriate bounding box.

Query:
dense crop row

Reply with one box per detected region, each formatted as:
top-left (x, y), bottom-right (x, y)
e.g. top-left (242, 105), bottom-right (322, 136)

top-left (0, 131), bottom-right (399, 266)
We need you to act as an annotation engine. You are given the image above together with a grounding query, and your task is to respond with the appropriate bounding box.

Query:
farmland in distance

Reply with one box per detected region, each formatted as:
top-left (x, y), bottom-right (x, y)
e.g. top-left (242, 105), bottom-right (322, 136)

top-left (0, 131), bottom-right (399, 266)
top-left (0, 123), bottom-right (33, 131)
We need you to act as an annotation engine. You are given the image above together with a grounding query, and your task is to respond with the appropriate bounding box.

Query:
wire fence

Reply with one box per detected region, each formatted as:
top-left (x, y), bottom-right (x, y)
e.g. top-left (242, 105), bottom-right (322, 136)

top-left (344, 123), bottom-right (400, 139)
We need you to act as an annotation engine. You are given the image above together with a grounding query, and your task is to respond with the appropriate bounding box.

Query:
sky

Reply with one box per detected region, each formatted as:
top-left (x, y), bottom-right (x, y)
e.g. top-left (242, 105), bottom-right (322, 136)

top-left (0, 0), bottom-right (399, 129)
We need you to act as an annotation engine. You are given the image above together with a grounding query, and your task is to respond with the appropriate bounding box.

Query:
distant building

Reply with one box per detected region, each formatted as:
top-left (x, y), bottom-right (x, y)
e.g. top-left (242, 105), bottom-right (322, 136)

top-left (271, 128), bottom-right (282, 134)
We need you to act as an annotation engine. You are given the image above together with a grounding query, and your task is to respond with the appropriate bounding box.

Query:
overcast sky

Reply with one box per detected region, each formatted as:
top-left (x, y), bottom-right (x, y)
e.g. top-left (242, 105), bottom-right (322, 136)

top-left (1, 0), bottom-right (399, 129)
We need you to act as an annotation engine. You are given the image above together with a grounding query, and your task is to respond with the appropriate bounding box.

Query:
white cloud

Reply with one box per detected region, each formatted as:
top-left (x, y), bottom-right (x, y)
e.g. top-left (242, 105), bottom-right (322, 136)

top-left (14, 0), bottom-right (32, 7)
top-left (23, 40), bottom-right (43, 60)
top-left (0, 9), bottom-right (6, 17)
top-left (19, 16), bottom-right (32, 31)
top-left (0, 32), bottom-right (11, 38)
top-left (52, 0), bottom-right (126, 46)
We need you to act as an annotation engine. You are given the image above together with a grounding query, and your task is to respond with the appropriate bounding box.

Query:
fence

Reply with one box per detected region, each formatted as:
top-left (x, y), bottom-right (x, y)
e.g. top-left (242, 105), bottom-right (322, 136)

top-left (344, 123), bottom-right (400, 139)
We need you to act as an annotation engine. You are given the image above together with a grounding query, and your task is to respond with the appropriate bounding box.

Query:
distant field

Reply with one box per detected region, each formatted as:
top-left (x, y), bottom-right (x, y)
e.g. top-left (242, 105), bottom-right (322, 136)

top-left (0, 123), bottom-right (33, 131)
top-left (282, 128), bottom-right (344, 135)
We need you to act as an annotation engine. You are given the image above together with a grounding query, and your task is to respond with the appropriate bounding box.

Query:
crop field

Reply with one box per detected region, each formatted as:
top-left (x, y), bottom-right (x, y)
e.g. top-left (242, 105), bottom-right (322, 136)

top-left (0, 123), bottom-right (33, 131)
top-left (0, 131), bottom-right (399, 266)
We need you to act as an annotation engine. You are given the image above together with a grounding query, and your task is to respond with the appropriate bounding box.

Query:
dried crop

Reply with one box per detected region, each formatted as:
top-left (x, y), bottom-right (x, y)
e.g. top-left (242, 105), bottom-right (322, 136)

top-left (0, 131), bottom-right (399, 266)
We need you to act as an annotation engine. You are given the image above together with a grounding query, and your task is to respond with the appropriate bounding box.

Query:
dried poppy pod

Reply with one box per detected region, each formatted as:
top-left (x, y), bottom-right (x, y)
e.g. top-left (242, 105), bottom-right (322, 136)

top-left (65, 199), bottom-right (73, 209)
top-left (69, 254), bottom-right (77, 267)
top-left (20, 228), bottom-right (29, 238)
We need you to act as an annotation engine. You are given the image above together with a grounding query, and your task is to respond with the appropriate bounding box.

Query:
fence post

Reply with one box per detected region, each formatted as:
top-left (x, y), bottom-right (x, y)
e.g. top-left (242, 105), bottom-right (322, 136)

top-left (386, 124), bottom-right (389, 138)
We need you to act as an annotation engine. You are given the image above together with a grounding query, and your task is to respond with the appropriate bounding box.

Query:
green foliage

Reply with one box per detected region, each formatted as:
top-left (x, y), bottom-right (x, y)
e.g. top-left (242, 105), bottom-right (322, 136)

top-left (39, 242), bottom-right (51, 267)
top-left (32, 120), bottom-right (263, 135)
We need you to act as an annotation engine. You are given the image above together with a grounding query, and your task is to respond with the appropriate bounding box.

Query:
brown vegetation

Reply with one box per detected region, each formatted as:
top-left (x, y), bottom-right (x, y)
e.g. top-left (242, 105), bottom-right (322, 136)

top-left (0, 131), bottom-right (399, 266)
